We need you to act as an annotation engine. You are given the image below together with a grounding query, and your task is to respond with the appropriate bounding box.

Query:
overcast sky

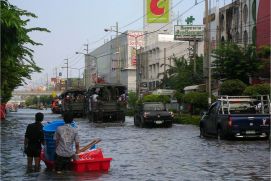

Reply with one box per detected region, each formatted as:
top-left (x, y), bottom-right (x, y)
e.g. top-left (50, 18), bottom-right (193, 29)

top-left (9, 0), bottom-right (232, 89)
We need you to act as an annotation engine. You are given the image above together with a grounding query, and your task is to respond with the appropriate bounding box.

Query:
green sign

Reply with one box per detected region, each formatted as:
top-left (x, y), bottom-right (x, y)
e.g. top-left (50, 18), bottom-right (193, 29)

top-left (174, 25), bottom-right (204, 41)
top-left (185, 16), bottom-right (195, 25)
top-left (147, 0), bottom-right (170, 23)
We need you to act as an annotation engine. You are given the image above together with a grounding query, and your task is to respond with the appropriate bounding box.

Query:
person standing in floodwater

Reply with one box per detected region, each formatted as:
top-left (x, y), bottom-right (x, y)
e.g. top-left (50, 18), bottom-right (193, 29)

top-left (24, 112), bottom-right (44, 172)
top-left (54, 112), bottom-right (80, 173)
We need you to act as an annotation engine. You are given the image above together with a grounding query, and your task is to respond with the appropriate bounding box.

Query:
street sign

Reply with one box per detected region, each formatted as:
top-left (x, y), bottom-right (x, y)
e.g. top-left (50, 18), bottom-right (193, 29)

top-left (174, 25), bottom-right (204, 41)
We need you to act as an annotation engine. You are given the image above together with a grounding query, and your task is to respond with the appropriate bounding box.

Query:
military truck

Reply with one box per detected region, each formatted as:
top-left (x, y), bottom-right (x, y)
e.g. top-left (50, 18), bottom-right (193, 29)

top-left (59, 88), bottom-right (86, 117)
top-left (85, 84), bottom-right (127, 123)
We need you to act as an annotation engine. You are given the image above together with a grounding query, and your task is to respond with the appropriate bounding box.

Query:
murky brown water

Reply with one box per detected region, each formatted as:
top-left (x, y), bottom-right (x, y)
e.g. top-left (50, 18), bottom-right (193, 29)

top-left (1, 109), bottom-right (270, 181)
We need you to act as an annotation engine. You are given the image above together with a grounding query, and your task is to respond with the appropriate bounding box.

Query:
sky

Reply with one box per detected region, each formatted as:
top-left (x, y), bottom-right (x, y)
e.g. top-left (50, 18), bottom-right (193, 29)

top-left (9, 0), bottom-right (233, 90)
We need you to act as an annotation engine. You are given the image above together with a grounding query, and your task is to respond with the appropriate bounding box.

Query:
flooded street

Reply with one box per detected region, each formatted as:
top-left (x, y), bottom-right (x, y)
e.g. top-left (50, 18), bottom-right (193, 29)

top-left (1, 109), bottom-right (270, 181)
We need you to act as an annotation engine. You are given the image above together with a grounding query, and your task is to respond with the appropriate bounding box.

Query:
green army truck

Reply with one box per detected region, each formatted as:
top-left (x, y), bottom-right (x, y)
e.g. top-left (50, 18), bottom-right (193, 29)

top-left (85, 84), bottom-right (127, 123)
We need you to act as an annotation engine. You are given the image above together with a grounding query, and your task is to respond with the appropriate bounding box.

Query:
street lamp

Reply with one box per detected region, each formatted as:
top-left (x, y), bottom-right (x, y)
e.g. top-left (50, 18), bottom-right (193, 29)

top-left (104, 28), bottom-right (144, 96)
top-left (76, 52), bottom-right (98, 85)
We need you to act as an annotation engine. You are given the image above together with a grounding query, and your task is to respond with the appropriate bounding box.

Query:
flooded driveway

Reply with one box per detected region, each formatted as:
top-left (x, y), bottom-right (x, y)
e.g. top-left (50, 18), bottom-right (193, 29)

top-left (1, 109), bottom-right (270, 181)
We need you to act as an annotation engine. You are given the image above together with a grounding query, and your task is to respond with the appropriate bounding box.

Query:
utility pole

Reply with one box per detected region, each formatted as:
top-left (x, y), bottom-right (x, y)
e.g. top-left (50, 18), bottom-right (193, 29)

top-left (204, 0), bottom-right (211, 105)
top-left (116, 22), bottom-right (120, 83)
top-left (164, 48), bottom-right (166, 88)
top-left (46, 73), bottom-right (49, 90)
top-left (193, 37), bottom-right (197, 74)
top-left (84, 43), bottom-right (89, 54)
top-left (62, 58), bottom-right (69, 90)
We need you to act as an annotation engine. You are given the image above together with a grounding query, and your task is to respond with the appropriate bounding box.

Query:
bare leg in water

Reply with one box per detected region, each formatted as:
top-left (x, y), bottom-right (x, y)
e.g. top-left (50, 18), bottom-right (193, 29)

top-left (34, 157), bottom-right (41, 172)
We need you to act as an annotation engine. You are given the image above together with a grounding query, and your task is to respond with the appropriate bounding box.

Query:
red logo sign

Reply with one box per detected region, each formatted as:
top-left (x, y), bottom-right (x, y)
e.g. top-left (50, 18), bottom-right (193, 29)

top-left (150, 0), bottom-right (165, 15)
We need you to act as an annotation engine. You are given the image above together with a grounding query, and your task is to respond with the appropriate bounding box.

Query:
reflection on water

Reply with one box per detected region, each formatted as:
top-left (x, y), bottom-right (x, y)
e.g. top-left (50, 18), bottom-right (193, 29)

top-left (1, 109), bottom-right (270, 181)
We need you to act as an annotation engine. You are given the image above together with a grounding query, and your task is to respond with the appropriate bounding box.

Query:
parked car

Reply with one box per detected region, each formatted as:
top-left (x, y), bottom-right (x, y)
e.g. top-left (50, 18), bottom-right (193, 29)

top-left (134, 102), bottom-right (174, 128)
top-left (199, 95), bottom-right (270, 139)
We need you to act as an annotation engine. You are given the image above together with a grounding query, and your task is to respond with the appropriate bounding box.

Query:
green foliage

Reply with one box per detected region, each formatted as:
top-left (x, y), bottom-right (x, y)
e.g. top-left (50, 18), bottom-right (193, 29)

top-left (243, 83), bottom-right (270, 96)
top-left (127, 91), bottom-right (138, 110)
top-left (220, 79), bottom-right (247, 96)
top-left (212, 42), bottom-right (261, 84)
top-left (25, 95), bottom-right (53, 106)
top-left (174, 114), bottom-right (201, 125)
top-left (174, 91), bottom-right (184, 103)
top-left (160, 55), bottom-right (204, 92)
top-left (256, 45), bottom-right (270, 79)
top-left (182, 92), bottom-right (210, 111)
top-left (1, 0), bottom-right (50, 103)
top-left (142, 94), bottom-right (170, 104)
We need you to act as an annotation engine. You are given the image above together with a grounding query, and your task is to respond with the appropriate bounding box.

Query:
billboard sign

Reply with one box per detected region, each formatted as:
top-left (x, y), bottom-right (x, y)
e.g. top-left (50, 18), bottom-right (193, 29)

top-left (131, 48), bottom-right (137, 65)
top-left (147, 0), bottom-right (170, 23)
top-left (174, 25), bottom-right (204, 41)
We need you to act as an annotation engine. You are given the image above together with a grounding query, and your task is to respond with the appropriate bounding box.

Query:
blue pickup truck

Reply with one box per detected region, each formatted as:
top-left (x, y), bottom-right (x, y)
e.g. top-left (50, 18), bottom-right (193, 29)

top-left (199, 95), bottom-right (270, 139)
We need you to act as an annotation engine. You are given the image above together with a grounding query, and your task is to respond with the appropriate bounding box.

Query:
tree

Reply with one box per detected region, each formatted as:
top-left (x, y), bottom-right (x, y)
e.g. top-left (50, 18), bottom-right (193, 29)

top-left (158, 55), bottom-right (204, 92)
top-left (212, 42), bottom-right (261, 84)
top-left (243, 83), bottom-right (270, 96)
top-left (256, 45), bottom-right (270, 79)
top-left (220, 79), bottom-right (247, 96)
top-left (127, 91), bottom-right (138, 110)
top-left (1, 0), bottom-right (49, 103)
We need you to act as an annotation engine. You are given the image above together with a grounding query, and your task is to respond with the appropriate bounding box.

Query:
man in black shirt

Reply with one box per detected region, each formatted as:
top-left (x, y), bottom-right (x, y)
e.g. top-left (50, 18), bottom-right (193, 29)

top-left (24, 112), bottom-right (44, 172)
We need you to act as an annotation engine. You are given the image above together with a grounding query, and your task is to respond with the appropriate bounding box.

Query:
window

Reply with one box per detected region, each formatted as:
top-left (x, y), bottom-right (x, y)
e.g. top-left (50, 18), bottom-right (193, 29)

top-left (243, 30), bottom-right (248, 46)
top-left (252, 0), bottom-right (256, 22)
top-left (243, 4), bottom-right (248, 24)
top-left (252, 26), bottom-right (256, 45)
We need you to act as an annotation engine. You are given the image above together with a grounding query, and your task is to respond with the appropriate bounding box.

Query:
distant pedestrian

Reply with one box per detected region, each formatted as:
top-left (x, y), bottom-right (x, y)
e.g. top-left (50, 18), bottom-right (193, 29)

top-left (54, 112), bottom-right (80, 173)
top-left (24, 112), bottom-right (44, 172)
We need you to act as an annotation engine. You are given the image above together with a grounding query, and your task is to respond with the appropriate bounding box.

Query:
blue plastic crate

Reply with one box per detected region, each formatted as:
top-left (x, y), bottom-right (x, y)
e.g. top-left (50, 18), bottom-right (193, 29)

top-left (43, 119), bottom-right (77, 161)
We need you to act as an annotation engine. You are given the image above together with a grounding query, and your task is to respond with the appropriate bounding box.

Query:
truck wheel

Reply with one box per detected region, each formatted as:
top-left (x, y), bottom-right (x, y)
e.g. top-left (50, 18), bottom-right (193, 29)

top-left (139, 117), bottom-right (145, 128)
top-left (217, 128), bottom-right (222, 141)
top-left (134, 117), bottom-right (138, 126)
top-left (200, 126), bottom-right (205, 138)
top-left (165, 122), bottom-right (172, 128)
top-left (88, 113), bottom-right (94, 122)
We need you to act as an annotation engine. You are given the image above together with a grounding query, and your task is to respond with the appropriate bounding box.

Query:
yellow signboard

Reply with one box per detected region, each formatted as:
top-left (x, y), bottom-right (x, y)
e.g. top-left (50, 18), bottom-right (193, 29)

top-left (51, 91), bottom-right (57, 98)
top-left (147, 0), bottom-right (170, 23)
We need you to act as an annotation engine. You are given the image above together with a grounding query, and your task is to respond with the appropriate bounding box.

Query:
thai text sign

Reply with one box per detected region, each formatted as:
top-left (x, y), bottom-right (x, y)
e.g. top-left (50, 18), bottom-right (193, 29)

top-left (174, 25), bottom-right (204, 41)
top-left (147, 0), bottom-right (170, 23)
top-left (128, 32), bottom-right (144, 48)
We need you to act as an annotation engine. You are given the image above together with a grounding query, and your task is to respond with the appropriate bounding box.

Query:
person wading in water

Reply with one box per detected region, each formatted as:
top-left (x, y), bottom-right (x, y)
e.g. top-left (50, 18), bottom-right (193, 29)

top-left (24, 112), bottom-right (44, 172)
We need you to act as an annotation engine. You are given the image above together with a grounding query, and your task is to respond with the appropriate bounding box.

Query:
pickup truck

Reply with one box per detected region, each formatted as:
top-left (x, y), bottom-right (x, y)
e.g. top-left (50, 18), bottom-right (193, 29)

top-left (199, 95), bottom-right (270, 139)
top-left (134, 102), bottom-right (174, 128)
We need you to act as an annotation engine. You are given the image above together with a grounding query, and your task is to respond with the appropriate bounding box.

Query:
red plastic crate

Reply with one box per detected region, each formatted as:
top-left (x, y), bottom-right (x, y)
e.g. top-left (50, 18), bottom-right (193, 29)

top-left (73, 158), bottom-right (112, 172)
top-left (41, 148), bottom-right (112, 172)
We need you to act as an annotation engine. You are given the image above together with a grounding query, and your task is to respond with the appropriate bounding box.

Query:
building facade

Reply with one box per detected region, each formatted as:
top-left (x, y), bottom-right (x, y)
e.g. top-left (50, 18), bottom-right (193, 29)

top-left (218, 0), bottom-right (259, 46)
top-left (85, 30), bottom-right (144, 92)
top-left (139, 34), bottom-right (204, 92)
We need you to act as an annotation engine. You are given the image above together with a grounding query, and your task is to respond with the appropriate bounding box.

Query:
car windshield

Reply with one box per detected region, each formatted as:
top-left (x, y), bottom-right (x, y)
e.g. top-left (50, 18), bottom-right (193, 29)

top-left (143, 103), bottom-right (165, 111)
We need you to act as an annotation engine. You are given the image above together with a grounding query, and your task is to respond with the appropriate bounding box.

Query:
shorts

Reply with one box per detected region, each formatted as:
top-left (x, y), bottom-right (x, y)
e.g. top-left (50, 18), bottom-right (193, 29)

top-left (55, 154), bottom-right (73, 171)
top-left (25, 146), bottom-right (41, 157)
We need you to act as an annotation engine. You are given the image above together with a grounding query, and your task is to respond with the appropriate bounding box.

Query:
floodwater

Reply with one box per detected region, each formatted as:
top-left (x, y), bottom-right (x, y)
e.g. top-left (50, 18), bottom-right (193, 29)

top-left (1, 109), bottom-right (270, 181)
